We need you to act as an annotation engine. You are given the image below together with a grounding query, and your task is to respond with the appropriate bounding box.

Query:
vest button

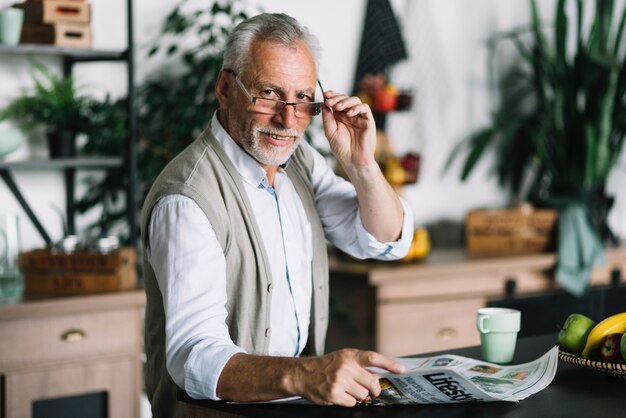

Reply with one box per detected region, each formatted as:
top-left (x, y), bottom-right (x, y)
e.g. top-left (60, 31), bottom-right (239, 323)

top-left (267, 283), bottom-right (273, 293)
top-left (265, 328), bottom-right (272, 337)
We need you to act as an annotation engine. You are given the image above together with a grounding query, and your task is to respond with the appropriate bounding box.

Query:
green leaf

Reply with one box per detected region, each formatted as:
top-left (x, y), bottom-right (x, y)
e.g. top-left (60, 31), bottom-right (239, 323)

top-left (459, 128), bottom-right (496, 181)
top-left (450, 0), bottom-right (626, 201)
top-left (584, 124), bottom-right (597, 186)
top-left (147, 46), bottom-right (159, 57)
top-left (77, 0), bottom-right (260, 240)
top-left (555, 0), bottom-right (567, 69)
top-left (613, 1), bottom-right (626, 54)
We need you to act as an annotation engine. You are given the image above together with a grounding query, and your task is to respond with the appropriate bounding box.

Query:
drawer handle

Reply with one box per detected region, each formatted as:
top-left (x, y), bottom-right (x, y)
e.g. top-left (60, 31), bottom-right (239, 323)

top-left (61, 329), bottom-right (87, 342)
top-left (436, 327), bottom-right (457, 341)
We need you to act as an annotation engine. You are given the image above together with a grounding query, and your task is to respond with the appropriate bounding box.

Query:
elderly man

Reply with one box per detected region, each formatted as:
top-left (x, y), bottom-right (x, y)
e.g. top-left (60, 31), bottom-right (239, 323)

top-left (141, 12), bottom-right (414, 417)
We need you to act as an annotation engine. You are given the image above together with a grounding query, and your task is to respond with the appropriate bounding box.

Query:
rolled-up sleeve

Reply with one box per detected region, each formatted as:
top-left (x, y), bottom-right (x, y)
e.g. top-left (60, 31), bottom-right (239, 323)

top-left (306, 142), bottom-right (414, 260)
top-left (354, 197), bottom-right (414, 259)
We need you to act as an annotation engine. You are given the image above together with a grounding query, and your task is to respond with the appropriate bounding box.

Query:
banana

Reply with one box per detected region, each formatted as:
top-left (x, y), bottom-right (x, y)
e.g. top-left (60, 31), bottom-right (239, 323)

top-left (581, 312), bottom-right (626, 359)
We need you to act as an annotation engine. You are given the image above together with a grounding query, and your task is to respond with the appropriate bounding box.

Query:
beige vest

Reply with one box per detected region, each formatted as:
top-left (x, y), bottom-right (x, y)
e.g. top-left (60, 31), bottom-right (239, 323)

top-left (140, 126), bottom-right (329, 418)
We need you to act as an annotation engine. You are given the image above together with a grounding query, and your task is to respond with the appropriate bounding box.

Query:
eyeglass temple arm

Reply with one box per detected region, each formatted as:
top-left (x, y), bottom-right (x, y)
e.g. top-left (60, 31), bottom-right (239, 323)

top-left (225, 68), bottom-right (257, 104)
top-left (317, 80), bottom-right (327, 102)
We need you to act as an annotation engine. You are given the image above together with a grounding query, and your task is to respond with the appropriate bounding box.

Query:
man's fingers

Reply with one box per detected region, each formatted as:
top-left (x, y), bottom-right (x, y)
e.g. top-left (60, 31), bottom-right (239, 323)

top-left (344, 382), bottom-right (373, 405)
top-left (327, 96), bottom-right (363, 112)
top-left (358, 351), bottom-right (406, 374)
top-left (321, 103), bottom-right (337, 137)
top-left (353, 368), bottom-right (382, 398)
top-left (341, 103), bottom-right (370, 118)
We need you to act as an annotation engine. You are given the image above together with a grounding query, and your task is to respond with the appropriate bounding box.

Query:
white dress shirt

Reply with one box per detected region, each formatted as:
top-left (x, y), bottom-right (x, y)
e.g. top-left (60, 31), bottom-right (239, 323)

top-left (147, 113), bottom-right (414, 400)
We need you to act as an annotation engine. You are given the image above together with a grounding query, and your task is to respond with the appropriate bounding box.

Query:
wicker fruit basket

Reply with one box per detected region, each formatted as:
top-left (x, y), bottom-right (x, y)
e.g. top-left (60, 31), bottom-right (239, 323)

top-left (558, 350), bottom-right (626, 379)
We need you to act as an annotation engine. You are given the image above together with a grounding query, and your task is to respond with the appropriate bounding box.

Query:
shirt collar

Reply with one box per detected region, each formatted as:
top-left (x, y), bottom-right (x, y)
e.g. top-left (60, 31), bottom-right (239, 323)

top-left (210, 111), bottom-right (288, 188)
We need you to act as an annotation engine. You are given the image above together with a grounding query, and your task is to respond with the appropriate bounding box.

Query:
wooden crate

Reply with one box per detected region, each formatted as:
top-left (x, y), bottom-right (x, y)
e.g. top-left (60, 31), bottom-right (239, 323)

top-left (20, 22), bottom-right (91, 48)
top-left (465, 205), bottom-right (558, 257)
top-left (21, 0), bottom-right (91, 25)
top-left (20, 247), bottom-right (137, 295)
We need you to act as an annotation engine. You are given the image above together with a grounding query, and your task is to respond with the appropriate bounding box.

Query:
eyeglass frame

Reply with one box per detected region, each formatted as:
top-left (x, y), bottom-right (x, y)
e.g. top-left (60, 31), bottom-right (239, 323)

top-left (224, 69), bottom-right (327, 117)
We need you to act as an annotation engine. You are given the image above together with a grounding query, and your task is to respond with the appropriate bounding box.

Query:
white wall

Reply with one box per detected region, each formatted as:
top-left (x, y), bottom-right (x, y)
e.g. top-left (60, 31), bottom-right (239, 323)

top-left (386, 0), bottom-right (626, 237)
top-left (2, 0), bottom-right (625, 251)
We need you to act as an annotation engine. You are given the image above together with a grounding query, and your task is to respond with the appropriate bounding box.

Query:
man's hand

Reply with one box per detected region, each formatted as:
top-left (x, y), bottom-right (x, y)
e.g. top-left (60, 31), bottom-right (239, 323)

top-left (288, 348), bottom-right (405, 407)
top-left (321, 91), bottom-right (378, 170)
top-left (217, 349), bottom-right (405, 406)
top-left (319, 89), bottom-right (405, 243)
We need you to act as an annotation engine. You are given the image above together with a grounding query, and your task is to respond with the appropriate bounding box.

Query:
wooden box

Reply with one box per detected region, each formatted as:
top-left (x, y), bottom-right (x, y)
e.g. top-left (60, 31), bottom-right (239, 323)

top-left (20, 247), bottom-right (137, 295)
top-left (20, 22), bottom-right (92, 48)
top-left (21, 0), bottom-right (91, 25)
top-left (465, 205), bottom-right (558, 257)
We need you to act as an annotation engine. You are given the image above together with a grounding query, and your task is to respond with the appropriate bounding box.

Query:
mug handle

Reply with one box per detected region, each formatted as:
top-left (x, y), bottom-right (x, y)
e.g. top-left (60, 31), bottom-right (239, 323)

top-left (478, 316), bottom-right (490, 333)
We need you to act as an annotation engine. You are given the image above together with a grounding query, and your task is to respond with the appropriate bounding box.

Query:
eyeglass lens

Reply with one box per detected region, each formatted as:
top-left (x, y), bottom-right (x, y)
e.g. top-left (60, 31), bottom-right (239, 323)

top-left (254, 99), bottom-right (321, 117)
top-left (227, 69), bottom-right (324, 117)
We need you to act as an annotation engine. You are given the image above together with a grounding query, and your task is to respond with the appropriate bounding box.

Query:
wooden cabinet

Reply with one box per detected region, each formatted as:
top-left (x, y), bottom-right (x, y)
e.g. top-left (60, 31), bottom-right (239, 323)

top-left (327, 247), bottom-right (626, 357)
top-left (0, 290), bottom-right (145, 418)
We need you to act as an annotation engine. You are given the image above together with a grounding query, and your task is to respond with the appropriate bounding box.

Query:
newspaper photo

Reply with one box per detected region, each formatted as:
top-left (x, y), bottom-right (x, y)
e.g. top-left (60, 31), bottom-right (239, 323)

top-left (243, 346), bottom-right (558, 406)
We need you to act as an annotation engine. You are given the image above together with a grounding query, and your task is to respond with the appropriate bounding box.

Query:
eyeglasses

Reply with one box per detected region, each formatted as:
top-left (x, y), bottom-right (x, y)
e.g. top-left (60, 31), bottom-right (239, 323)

top-left (225, 69), bottom-right (326, 118)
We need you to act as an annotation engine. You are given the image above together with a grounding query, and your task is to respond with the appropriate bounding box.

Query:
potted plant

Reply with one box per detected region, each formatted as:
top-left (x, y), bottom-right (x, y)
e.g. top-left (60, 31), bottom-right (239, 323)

top-left (76, 0), bottom-right (252, 241)
top-left (0, 62), bottom-right (92, 158)
top-left (449, 0), bottom-right (626, 244)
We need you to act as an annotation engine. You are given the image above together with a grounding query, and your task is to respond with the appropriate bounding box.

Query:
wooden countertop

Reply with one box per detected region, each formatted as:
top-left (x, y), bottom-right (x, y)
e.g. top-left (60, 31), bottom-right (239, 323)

top-left (0, 289), bottom-right (146, 320)
top-left (329, 247), bottom-right (626, 287)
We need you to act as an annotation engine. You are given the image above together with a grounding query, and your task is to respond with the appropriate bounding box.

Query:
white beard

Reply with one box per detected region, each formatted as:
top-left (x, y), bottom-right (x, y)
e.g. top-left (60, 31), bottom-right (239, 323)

top-left (243, 126), bottom-right (304, 166)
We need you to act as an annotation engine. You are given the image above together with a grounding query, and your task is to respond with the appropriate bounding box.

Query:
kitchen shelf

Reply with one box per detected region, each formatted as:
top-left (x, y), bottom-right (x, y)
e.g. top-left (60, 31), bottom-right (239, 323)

top-left (0, 44), bottom-right (126, 60)
top-left (0, 158), bottom-right (125, 246)
top-left (0, 158), bottom-right (123, 170)
top-left (0, 0), bottom-right (138, 248)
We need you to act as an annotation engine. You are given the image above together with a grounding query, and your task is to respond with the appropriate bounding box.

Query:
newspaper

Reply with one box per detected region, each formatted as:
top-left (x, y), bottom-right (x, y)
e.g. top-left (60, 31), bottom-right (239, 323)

top-left (246, 346), bottom-right (558, 406)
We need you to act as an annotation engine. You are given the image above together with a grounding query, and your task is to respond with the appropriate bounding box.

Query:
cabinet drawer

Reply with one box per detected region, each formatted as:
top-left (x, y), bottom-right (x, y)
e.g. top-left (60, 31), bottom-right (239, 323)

top-left (377, 298), bottom-right (486, 357)
top-left (0, 308), bottom-right (140, 371)
top-left (5, 356), bottom-right (138, 418)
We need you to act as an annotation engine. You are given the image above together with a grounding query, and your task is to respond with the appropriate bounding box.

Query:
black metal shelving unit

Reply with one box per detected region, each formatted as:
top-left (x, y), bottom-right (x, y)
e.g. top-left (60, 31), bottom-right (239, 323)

top-left (0, 0), bottom-right (137, 248)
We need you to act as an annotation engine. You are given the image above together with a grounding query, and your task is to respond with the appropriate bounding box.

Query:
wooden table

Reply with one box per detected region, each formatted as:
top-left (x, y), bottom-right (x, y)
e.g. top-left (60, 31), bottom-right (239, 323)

top-left (178, 333), bottom-right (626, 418)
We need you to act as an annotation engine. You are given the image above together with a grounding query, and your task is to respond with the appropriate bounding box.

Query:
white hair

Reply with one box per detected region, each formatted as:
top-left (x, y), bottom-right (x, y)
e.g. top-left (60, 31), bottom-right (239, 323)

top-left (222, 13), bottom-right (321, 76)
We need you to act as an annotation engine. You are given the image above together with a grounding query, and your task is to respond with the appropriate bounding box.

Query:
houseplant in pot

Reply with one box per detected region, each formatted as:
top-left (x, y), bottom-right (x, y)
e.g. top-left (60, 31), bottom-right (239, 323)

top-left (76, 0), bottom-right (252, 241)
top-left (449, 0), bottom-right (626, 245)
top-left (0, 62), bottom-right (92, 158)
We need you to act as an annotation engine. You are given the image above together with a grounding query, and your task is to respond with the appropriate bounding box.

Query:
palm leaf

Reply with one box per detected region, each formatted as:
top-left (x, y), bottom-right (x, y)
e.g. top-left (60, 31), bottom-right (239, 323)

top-left (459, 128), bottom-right (496, 181)
top-left (450, 0), bottom-right (626, 202)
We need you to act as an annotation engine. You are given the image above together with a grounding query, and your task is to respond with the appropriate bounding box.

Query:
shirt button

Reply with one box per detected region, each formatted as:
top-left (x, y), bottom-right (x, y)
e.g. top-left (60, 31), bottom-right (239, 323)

top-left (267, 283), bottom-right (273, 293)
top-left (265, 328), bottom-right (272, 337)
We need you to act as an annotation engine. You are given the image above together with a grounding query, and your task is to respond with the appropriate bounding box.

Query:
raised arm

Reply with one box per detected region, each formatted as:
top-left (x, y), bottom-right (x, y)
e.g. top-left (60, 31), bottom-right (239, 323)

top-left (321, 90), bottom-right (404, 242)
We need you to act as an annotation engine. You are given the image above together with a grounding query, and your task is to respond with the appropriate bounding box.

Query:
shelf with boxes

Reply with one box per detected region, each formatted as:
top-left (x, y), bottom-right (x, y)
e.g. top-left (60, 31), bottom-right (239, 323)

top-left (0, 0), bottom-right (138, 248)
top-left (17, 0), bottom-right (93, 48)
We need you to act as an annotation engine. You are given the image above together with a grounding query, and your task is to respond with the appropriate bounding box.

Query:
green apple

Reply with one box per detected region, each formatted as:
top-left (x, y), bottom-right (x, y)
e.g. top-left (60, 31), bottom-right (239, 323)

top-left (558, 313), bottom-right (596, 355)
top-left (621, 333), bottom-right (626, 363)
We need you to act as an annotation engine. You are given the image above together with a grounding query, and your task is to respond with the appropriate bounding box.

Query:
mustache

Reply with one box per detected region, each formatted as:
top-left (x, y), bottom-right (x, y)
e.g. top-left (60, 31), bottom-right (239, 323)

top-left (254, 126), bottom-right (304, 139)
